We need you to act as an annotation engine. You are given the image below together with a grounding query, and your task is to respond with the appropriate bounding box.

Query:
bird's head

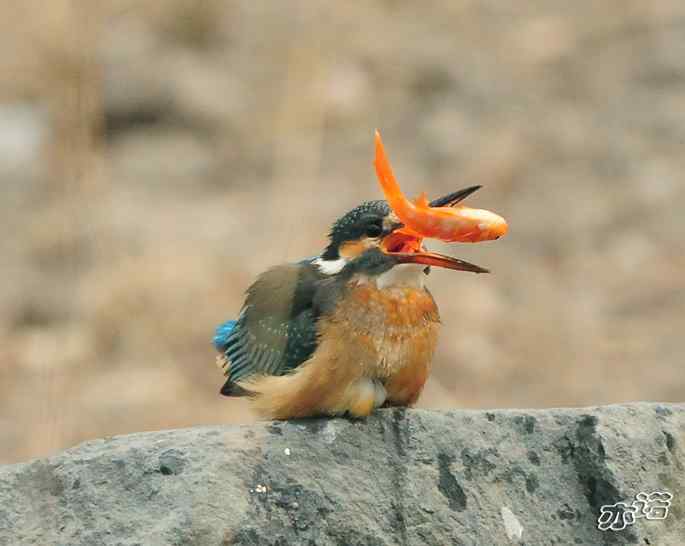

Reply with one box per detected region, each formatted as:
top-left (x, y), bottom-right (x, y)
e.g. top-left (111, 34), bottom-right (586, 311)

top-left (316, 188), bottom-right (488, 279)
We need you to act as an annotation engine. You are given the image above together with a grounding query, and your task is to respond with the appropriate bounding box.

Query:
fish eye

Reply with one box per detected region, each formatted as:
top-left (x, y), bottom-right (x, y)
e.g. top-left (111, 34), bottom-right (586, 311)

top-left (365, 222), bottom-right (383, 238)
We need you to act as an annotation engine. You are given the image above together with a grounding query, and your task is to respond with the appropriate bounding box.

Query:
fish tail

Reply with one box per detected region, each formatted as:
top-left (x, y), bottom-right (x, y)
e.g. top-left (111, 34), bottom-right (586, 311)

top-left (374, 130), bottom-right (416, 217)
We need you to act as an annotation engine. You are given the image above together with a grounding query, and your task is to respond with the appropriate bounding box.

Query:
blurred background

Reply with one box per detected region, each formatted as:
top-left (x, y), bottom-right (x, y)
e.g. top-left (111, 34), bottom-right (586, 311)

top-left (1, 1), bottom-right (684, 464)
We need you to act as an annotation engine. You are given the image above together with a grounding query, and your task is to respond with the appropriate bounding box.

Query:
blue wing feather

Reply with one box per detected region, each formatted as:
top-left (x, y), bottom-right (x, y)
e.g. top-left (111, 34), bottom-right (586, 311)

top-left (213, 320), bottom-right (237, 352)
top-left (213, 259), bottom-right (324, 394)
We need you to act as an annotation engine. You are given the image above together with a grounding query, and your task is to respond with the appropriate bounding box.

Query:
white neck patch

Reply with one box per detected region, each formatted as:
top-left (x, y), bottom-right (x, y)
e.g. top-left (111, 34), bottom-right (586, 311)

top-left (376, 264), bottom-right (426, 289)
top-left (313, 256), bottom-right (347, 275)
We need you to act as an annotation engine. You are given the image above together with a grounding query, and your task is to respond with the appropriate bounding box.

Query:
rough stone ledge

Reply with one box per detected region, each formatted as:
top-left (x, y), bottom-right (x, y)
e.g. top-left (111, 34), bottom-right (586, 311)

top-left (1, 403), bottom-right (683, 546)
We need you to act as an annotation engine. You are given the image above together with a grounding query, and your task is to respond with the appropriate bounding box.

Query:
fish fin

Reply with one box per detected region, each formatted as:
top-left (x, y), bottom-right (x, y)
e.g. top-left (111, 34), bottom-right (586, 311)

top-left (414, 192), bottom-right (430, 208)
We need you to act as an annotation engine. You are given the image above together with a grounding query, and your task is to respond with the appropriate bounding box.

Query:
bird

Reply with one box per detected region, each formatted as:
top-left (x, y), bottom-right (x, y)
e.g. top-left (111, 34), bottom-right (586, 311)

top-left (212, 185), bottom-right (497, 420)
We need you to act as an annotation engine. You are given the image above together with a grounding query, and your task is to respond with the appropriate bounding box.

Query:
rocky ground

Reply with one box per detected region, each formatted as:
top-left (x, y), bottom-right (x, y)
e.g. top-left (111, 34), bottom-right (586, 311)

top-left (1, 404), bottom-right (683, 545)
top-left (1, 1), bottom-right (684, 463)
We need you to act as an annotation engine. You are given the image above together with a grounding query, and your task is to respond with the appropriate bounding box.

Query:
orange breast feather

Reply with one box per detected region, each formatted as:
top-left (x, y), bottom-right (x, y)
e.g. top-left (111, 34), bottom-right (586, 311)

top-left (339, 284), bottom-right (440, 405)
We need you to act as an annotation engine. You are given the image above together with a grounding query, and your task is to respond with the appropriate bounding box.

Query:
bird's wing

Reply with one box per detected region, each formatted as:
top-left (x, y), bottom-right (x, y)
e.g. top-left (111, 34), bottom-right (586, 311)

top-left (218, 260), bottom-right (324, 395)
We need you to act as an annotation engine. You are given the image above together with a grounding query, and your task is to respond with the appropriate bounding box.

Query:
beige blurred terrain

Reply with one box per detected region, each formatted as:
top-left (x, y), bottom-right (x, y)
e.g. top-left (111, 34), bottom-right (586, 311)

top-left (1, 1), bottom-right (684, 464)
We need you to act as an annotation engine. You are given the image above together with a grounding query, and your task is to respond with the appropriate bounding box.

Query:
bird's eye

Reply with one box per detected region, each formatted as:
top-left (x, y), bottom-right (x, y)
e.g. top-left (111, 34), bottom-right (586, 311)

top-left (365, 223), bottom-right (383, 238)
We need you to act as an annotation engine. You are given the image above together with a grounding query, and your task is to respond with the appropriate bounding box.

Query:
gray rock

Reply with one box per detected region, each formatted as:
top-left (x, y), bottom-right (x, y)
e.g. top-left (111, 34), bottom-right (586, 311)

top-left (1, 403), bottom-right (683, 546)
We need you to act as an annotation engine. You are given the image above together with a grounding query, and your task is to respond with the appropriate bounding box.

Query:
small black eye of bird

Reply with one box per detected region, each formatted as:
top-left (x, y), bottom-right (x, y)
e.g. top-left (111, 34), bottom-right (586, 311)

top-left (364, 222), bottom-right (383, 238)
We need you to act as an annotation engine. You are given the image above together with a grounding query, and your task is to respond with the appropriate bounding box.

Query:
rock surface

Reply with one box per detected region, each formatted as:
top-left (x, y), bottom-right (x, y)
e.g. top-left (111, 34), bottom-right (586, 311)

top-left (1, 403), bottom-right (683, 546)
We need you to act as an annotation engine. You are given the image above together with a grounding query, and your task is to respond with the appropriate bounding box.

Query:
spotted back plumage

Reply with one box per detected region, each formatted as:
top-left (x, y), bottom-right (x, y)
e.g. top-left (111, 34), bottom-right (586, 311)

top-left (217, 259), bottom-right (325, 395)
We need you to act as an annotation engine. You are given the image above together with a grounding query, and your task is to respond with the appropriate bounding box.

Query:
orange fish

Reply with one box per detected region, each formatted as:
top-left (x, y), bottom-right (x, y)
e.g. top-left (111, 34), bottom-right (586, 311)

top-left (374, 130), bottom-right (508, 243)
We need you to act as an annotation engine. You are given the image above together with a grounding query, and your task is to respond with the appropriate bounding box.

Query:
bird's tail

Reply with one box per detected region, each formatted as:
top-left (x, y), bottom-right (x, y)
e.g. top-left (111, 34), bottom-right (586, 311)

top-left (212, 320), bottom-right (237, 352)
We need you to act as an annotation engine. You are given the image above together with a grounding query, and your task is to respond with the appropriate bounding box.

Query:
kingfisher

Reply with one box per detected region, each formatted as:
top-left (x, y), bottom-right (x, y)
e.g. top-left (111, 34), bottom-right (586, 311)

top-left (213, 133), bottom-right (507, 419)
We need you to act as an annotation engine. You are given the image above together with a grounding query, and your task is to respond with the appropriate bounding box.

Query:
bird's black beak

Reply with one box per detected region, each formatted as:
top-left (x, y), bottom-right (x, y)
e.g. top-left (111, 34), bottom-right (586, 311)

top-left (380, 230), bottom-right (488, 274)
top-left (428, 185), bottom-right (482, 208)
top-left (392, 250), bottom-right (489, 273)
top-left (379, 185), bottom-right (491, 274)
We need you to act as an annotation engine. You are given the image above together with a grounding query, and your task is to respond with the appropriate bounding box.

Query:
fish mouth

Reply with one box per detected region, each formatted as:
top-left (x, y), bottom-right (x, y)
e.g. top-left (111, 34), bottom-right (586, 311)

top-left (380, 227), bottom-right (489, 274)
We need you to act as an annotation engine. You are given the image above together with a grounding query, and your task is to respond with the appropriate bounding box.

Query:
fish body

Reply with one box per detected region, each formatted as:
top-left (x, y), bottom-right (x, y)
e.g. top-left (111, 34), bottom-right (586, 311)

top-left (374, 131), bottom-right (508, 243)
